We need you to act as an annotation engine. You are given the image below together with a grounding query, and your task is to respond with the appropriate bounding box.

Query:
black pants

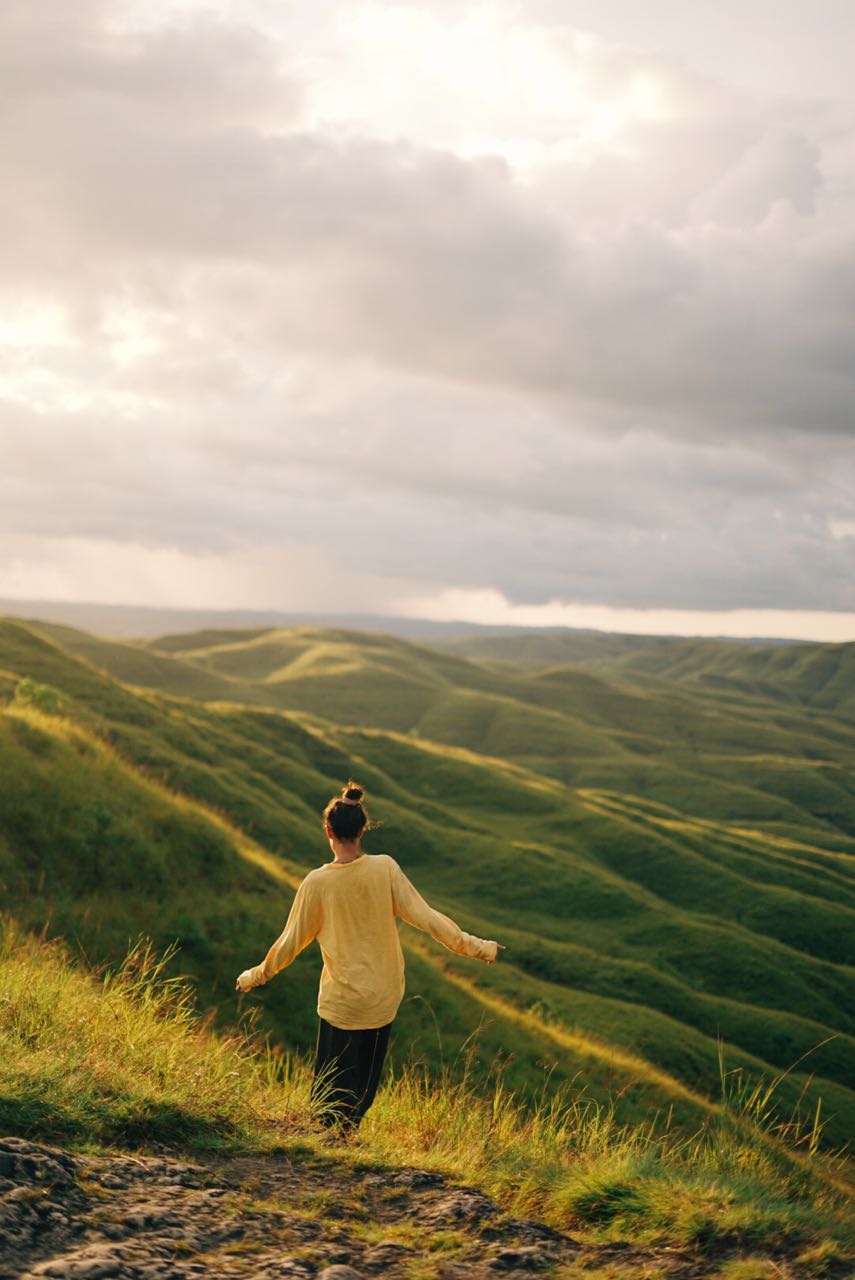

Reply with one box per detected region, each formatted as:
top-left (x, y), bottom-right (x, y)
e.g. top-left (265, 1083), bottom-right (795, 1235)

top-left (310, 1015), bottom-right (392, 1130)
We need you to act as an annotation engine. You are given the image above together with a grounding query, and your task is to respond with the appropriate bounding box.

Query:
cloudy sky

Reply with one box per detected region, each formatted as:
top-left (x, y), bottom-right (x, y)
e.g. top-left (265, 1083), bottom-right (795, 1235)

top-left (3, 0), bottom-right (854, 640)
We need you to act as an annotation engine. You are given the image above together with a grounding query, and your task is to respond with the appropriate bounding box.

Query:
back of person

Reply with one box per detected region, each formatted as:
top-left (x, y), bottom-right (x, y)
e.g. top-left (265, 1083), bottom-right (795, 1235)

top-left (236, 781), bottom-right (505, 1135)
top-left (310, 852), bottom-right (406, 1030)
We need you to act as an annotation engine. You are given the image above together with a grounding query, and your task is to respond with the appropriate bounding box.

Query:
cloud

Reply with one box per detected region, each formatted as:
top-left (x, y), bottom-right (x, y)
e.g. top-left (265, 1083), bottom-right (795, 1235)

top-left (691, 129), bottom-right (822, 225)
top-left (1, 1), bottom-right (853, 628)
top-left (4, 372), bottom-right (853, 613)
top-left (397, 587), bottom-right (855, 643)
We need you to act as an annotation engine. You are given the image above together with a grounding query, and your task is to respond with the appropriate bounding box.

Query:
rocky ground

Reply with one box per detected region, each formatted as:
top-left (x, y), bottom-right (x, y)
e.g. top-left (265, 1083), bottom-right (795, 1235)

top-left (0, 1134), bottom-right (828, 1280)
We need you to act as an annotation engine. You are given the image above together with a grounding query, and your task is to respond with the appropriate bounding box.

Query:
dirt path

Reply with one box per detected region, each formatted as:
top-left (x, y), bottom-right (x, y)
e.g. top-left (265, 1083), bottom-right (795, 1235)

top-left (0, 1134), bottom-right (811, 1279)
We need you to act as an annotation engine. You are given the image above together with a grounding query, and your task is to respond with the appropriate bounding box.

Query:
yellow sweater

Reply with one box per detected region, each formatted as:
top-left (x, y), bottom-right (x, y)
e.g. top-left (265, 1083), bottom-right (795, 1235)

top-left (239, 852), bottom-right (498, 1030)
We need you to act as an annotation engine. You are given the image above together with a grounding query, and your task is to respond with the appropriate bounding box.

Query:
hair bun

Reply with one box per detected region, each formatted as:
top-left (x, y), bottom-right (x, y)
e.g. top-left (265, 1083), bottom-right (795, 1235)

top-left (341, 782), bottom-right (364, 805)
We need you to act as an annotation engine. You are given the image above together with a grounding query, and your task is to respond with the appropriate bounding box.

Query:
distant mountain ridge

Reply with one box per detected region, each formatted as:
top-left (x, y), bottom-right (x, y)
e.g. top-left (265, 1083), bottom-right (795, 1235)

top-left (440, 631), bottom-right (855, 720)
top-left (0, 596), bottom-right (813, 644)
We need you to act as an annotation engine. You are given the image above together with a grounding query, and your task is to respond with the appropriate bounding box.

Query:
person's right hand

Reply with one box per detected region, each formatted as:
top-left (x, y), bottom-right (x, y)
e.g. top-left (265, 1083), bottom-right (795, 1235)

top-left (486, 942), bottom-right (507, 964)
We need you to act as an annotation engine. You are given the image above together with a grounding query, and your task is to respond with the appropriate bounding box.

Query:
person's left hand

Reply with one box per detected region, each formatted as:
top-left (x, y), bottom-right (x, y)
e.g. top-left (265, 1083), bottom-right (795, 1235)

top-left (235, 970), bottom-right (256, 993)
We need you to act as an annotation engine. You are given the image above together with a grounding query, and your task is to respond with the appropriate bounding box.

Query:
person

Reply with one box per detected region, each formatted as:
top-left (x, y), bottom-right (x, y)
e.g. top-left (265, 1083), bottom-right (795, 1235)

top-left (236, 781), bottom-right (506, 1136)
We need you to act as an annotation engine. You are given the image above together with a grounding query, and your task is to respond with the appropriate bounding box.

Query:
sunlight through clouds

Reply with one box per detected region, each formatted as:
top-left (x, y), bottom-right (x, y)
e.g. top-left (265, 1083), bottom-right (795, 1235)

top-left (397, 587), bottom-right (855, 643)
top-left (300, 3), bottom-right (673, 167)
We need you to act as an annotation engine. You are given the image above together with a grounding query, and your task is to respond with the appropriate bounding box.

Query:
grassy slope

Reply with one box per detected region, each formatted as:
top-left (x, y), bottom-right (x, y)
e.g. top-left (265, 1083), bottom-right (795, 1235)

top-left (35, 621), bottom-right (855, 847)
top-left (436, 629), bottom-right (688, 668)
top-left (0, 621), bottom-right (719, 1133)
top-left (144, 625), bottom-right (855, 839)
top-left (4, 920), bottom-right (853, 1279)
top-left (3, 618), bottom-right (855, 1148)
top-left (438, 629), bottom-right (855, 721)
top-left (607, 637), bottom-right (855, 718)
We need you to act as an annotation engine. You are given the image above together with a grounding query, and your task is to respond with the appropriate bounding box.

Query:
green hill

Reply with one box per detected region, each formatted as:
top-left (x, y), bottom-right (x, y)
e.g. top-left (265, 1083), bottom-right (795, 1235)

top-left (604, 637), bottom-right (855, 719)
top-left (35, 617), bottom-right (855, 845)
top-left (16, 616), bottom-right (855, 876)
top-left (2, 616), bottom-right (854, 1153)
top-left (438, 629), bottom-right (855, 721)
top-left (436, 628), bottom-right (690, 668)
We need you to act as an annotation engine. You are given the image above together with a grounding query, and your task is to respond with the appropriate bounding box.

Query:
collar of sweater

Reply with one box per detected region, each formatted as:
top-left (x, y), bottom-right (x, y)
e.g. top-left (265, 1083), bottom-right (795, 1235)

top-left (326, 852), bottom-right (367, 868)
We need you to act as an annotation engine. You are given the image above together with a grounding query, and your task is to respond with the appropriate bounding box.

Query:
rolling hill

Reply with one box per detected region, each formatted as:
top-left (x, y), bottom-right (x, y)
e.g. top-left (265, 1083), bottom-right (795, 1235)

top-left (33, 618), bottom-right (855, 845)
top-left (439, 629), bottom-right (855, 721)
top-left (1, 615), bottom-right (854, 1152)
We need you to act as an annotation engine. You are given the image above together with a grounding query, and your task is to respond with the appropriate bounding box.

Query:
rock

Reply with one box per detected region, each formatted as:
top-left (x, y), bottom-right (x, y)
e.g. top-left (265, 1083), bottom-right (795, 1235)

top-left (0, 1134), bottom-right (585, 1280)
top-left (421, 1189), bottom-right (499, 1226)
top-left (121, 1210), bottom-right (181, 1232)
top-left (483, 1218), bottom-right (578, 1249)
top-left (27, 1243), bottom-right (125, 1277)
top-left (391, 1168), bottom-right (446, 1189)
top-left (318, 1246), bottom-right (359, 1265)
top-left (0, 1138), bottom-right (78, 1188)
top-left (98, 1225), bottom-right (126, 1240)
top-left (362, 1240), bottom-right (416, 1268)
top-left (7, 1185), bottom-right (42, 1202)
top-left (486, 1245), bottom-right (556, 1271)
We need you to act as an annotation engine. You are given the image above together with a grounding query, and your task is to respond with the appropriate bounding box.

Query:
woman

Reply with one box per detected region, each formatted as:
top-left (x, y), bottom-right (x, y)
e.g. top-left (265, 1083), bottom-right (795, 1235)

top-left (236, 781), bottom-right (505, 1135)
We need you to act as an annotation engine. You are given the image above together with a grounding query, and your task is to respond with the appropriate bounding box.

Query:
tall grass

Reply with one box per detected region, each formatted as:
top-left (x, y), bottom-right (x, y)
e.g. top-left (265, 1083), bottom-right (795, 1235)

top-left (0, 915), bottom-right (307, 1150)
top-left (363, 1031), bottom-right (854, 1260)
top-left (715, 1033), bottom-right (838, 1161)
top-left (1, 917), bottom-right (852, 1272)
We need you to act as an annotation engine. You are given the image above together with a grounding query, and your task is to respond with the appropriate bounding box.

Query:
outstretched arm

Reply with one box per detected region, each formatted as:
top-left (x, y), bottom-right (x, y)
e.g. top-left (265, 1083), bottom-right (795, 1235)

top-left (236, 878), bottom-right (321, 991)
top-left (390, 858), bottom-right (502, 963)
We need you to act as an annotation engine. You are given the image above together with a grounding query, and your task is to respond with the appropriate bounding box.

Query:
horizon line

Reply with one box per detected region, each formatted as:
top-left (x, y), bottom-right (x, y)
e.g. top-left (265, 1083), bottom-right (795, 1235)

top-left (2, 595), bottom-right (853, 645)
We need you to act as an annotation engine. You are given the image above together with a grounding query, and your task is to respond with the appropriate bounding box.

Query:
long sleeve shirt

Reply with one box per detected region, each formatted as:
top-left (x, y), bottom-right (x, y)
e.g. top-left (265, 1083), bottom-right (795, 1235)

top-left (238, 852), bottom-right (498, 1030)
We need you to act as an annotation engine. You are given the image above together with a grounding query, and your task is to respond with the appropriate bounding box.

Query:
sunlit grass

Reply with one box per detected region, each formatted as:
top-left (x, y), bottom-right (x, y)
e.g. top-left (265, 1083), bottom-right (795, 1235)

top-left (0, 915), bottom-right (306, 1150)
top-left (1, 918), bottom-right (852, 1269)
top-left (363, 1050), bottom-right (854, 1247)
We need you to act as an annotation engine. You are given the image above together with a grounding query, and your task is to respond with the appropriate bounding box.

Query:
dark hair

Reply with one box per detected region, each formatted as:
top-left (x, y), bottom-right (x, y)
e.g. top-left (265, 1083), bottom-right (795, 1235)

top-left (323, 780), bottom-right (372, 841)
